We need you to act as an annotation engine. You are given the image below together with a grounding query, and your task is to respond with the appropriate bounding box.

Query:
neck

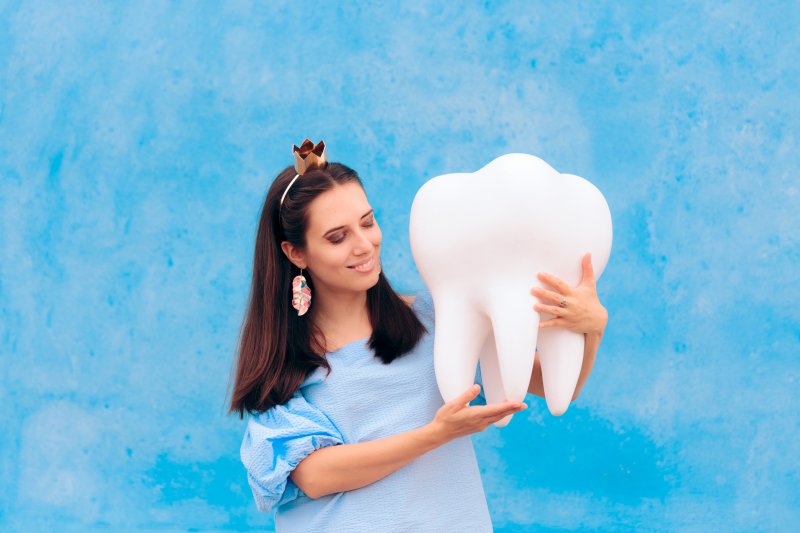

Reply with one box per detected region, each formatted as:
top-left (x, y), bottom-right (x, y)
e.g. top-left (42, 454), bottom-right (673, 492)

top-left (308, 283), bottom-right (371, 346)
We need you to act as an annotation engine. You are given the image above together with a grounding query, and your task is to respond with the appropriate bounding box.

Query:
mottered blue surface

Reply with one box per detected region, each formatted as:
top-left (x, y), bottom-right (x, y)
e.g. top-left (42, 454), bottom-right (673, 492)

top-left (1, 1), bottom-right (797, 531)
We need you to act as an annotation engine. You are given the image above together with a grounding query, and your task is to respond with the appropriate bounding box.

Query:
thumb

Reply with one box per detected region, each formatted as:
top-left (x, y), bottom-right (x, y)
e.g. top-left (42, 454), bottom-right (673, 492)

top-left (580, 253), bottom-right (596, 287)
top-left (452, 384), bottom-right (481, 407)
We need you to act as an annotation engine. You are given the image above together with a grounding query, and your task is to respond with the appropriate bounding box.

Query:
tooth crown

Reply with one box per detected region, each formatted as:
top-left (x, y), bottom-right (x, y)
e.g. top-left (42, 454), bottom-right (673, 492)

top-left (409, 153), bottom-right (613, 422)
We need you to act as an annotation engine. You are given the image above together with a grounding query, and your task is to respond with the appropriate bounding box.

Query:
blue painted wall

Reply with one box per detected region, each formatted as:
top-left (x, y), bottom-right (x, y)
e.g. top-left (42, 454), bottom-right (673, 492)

top-left (2, 1), bottom-right (797, 531)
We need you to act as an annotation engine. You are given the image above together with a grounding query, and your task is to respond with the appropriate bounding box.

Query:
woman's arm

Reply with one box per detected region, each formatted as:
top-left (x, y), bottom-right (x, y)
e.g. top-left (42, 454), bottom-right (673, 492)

top-left (572, 331), bottom-right (602, 399)
top-left (291, 388), bottom-right (525, 499)
top-left (527, 356), bottom-right (545, 398)
top-left (290, 424), bottom-right (443, 499)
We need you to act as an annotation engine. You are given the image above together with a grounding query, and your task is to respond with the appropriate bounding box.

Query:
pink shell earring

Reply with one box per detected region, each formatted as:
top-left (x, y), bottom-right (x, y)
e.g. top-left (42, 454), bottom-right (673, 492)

top-left (291, 268), bottom-right (312, 316)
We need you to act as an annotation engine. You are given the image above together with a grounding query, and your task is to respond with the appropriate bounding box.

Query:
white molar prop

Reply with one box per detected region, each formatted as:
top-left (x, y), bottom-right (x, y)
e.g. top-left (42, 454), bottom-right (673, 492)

top-left (409, 153), bottom-right (612, 425)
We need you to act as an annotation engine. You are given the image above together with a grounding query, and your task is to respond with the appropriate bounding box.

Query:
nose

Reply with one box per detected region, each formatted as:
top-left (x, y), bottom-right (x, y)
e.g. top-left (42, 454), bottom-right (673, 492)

top-left (353, 227), bottom-right (375, 254)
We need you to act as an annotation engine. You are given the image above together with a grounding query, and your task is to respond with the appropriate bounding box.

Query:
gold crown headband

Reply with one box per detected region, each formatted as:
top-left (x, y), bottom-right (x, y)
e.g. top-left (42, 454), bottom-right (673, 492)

top-left (279, 139), bottom-right (328, 207)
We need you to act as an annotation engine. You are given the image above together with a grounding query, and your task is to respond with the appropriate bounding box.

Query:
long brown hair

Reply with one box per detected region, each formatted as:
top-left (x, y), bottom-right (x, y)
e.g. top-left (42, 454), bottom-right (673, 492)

top-left (228, 161), bottom-right (428, 418)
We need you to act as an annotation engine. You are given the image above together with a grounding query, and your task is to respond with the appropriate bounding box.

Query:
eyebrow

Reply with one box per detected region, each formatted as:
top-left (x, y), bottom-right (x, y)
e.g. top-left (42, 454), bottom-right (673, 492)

top-left (323, 209), bottom-right (374, 237)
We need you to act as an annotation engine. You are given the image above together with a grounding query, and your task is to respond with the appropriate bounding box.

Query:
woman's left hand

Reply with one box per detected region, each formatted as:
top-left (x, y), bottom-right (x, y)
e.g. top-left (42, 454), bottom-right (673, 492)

top-left (530, 253), bottom-right (608, 336)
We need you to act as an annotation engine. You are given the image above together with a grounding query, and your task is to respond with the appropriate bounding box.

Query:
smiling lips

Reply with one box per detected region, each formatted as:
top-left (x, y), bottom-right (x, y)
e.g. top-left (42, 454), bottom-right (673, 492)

top-left (348, 255), bottom-right (376, 273)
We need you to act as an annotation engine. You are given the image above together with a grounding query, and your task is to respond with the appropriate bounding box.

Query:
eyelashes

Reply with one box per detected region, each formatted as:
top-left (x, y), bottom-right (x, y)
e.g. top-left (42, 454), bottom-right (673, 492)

top-left (330, 221), bottom-right (376, 244)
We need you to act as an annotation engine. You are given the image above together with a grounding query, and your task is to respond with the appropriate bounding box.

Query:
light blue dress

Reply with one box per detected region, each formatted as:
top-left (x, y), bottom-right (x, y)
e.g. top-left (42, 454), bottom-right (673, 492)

top-left (239, 289), bottom-right (493, 532)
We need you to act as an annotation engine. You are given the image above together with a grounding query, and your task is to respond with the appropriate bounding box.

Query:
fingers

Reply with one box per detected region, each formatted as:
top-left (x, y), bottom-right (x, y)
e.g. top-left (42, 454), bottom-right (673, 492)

top-left (530, 286), bottom-right (565, 306)
top-left (534, 303), bottom-right (566, 316)
top-left (538, 252), bottom-right (598, 293)
top-left (469, 401), bottom-right (527, 420)
top-left (487, 410), bottom-right (523, 424)
top-left (537, 271), bottom-right (571, 294)
top-left (539, 317), bottom-right (565, 328)
top-left (489, 404), bottom-right (527, 421)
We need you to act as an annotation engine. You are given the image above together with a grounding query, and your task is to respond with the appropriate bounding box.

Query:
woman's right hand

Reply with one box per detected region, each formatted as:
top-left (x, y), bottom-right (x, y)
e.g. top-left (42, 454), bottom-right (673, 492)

top-left (427, 384), bottom-right (527, 444)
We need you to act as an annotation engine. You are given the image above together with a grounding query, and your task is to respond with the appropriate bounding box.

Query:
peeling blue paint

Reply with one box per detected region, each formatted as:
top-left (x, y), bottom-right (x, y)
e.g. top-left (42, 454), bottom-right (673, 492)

top-left (1, 1), bottom-right (797, 532)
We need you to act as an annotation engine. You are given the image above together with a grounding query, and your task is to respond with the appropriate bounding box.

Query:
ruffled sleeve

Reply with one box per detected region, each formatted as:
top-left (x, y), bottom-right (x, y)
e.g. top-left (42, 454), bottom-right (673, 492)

top-left (240, 391), bottom-right (345, 513)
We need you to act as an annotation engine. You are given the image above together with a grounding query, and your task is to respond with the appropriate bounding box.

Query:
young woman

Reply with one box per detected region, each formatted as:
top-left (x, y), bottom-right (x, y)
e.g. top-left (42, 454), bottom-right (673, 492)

top-left (229, 143), bottom-right (608, 532)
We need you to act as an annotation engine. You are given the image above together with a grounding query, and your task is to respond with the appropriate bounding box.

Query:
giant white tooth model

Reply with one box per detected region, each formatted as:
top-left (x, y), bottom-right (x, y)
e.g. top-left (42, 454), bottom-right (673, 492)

top-left (409, 153), bottom-right (612, 425)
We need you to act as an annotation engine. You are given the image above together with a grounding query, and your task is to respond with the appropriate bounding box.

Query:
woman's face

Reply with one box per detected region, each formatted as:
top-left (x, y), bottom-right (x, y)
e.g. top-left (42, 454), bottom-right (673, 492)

top-left (293, 182), bottom-right (382, 293)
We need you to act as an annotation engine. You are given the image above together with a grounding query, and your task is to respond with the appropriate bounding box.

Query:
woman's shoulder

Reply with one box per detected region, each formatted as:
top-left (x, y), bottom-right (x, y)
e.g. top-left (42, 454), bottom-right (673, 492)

top-left (403, 288), bottom-right (434, 323)
top-left (400, 288), bottom-right (433, 309)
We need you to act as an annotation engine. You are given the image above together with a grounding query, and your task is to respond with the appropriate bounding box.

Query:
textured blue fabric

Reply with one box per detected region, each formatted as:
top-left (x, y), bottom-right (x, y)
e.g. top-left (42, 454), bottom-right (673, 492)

top-left (241, 391), bottom-right (346, 512)
top-left (239, 289), bottom-right (493, 532)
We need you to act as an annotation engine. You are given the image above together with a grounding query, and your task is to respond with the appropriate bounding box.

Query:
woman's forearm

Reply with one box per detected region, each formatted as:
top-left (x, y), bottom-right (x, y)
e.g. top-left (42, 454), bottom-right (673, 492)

top-left (528, 356), bottom-right (545, 397)
top-left (290, 423), bottom-right (445, 499)
top-left (572, 331), bottom-right (602, 399)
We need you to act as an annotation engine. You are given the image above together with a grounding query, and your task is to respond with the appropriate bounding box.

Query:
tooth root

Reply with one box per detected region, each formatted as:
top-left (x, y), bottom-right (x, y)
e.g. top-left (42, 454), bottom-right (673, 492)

top-left (432, 295), bottom-right (490, 403)
top-left (485, 295), bottom-right (538, 409)
top-left (537, 327), bottom-right (583, 416)
top-left (477, 331), bottom-right (513, 428)
top-left (410, 153), bottom-right (612, 424)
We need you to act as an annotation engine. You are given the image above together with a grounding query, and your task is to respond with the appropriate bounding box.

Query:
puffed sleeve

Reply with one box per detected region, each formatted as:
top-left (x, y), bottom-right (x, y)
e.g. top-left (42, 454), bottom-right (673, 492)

top-left (240, 390), bottom-right (345, 513)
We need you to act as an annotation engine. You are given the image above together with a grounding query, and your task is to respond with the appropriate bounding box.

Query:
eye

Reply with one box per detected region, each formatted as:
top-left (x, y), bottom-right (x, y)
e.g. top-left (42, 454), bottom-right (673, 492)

top-left (329, 219), bottom-right (376, 245)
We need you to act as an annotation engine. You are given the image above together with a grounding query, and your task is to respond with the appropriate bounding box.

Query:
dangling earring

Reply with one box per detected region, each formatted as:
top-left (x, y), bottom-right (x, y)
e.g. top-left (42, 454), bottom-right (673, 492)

top-left (291, 267), bottom-right (312, 316)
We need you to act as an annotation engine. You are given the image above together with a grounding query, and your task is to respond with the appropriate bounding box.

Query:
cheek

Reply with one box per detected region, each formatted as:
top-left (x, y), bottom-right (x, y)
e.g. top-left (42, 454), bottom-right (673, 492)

top-left (315, 247), bottom-right (349, 269)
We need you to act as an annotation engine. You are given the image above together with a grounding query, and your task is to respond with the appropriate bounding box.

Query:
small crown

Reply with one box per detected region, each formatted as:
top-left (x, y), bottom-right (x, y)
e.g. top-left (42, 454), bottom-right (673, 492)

top-left (292, 139), bottom-right (327, 175)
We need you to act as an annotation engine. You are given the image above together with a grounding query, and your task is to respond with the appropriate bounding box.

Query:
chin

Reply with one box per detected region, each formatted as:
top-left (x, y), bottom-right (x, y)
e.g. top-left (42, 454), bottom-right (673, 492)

top-left (360, 261), bottom-right (382, 288)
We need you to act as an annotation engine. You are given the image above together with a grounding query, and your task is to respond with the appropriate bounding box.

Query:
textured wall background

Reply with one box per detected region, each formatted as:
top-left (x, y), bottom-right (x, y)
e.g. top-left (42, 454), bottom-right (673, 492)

top-left (2, 1), bottom-right (798, 531)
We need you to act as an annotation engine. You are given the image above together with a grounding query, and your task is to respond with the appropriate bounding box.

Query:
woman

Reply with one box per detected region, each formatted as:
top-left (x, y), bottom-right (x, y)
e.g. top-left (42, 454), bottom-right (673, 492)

top-left (229, 141), bottom-right (608, 532)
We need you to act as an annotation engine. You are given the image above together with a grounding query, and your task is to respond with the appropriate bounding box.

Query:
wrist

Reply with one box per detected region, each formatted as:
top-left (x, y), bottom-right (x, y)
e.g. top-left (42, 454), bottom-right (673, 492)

top-left (420, 422), bottom-right (449, 448)
top-left (586, 328), bottom-right (604, 340)
top-left (588, 310), bottom-right (608, 337)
